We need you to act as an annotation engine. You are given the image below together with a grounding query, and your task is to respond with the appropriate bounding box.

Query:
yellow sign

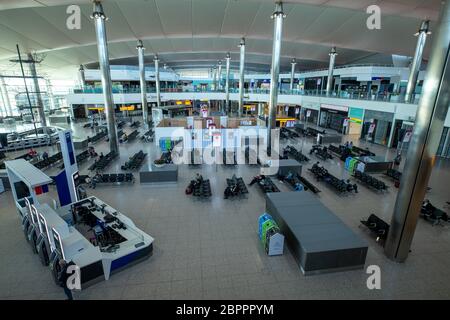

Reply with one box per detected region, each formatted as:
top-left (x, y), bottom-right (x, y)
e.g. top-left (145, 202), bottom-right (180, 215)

top-left (88, 107), bottom-right (104, 111)
top-left (119, 105), bottom-right (135, 111)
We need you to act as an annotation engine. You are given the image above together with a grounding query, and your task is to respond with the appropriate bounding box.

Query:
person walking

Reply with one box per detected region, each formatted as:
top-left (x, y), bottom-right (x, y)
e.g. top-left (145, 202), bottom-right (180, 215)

top-left (57, 259), bottom-right (75, 300)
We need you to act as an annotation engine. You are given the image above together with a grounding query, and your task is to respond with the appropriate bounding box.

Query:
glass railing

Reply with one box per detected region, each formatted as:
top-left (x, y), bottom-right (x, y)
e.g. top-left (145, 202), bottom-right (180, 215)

top-left (70, 86), bottom-right (420, 105)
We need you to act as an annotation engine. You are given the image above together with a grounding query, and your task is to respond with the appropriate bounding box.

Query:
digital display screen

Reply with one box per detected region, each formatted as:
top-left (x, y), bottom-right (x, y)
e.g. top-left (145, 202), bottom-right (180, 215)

top-left (65, 132), bottom-right (75, 166)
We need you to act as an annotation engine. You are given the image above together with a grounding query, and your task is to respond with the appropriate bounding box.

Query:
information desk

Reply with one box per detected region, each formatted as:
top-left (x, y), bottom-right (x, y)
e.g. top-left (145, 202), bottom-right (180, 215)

top-left (354, 156), bottom-right (392, 173)
top-left (266, 192), bottom-right (368, 275)
top-left (140, 164), bottom-right (178, 183)
top-left (51, 196), bottom-right (154, 287)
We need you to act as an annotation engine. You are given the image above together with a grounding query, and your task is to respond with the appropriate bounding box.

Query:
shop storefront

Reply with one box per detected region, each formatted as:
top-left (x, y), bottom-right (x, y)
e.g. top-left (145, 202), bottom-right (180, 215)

top-left (347, 107), bottom-right (364, 136)
top-left (301, 108), bottom-right (319, 124)
top-left (362, 110), bottom-right (394, 146)
top-left (319, 104), bottom-right (349, 133)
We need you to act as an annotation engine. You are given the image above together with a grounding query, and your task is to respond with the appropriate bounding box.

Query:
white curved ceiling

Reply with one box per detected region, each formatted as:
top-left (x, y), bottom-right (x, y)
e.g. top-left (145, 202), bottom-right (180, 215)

top-left (0, 0), bottom-right (442, 78)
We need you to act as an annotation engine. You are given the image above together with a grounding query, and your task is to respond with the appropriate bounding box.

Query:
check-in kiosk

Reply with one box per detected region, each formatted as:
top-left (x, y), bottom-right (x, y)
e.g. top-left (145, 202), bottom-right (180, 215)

top-left (48, 196), bottom-right (154, 288)
top-left (5, 159), bottom-right (53, 218)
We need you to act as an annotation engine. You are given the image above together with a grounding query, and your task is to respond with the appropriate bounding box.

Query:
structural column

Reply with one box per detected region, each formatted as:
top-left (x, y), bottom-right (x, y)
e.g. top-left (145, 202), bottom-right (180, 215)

top-left (225, 52), bottom-right (231, 114)
top-left (405, 20), bottom-right (431, 103)
top-left (267, 2), bottom-right (285, 154)
top-left (0, 76), bottom-right (12, 116)
top-left (45, 79), bottom-right (55, 110)
top-left (27, 53), bottom-right (47, 127)
top-left (290, 58), bottom-right (296, 91)
top-left (212, 67), bottom-right (217, 91)
top-left (78, 65), bottom-right (86, 89)
top-left (384, 0), bottom-right (450, 262)
top-left (137, 40), bottom-right (150, 126)
top-left (92, 1), bottom-right (119, 154)
top-left (154, 54), bottom-right (161, 109)
top-left (238, 38), bottom-right (245, 117)
top-left (217, 60), bottom-right (223, 91)
top-left (326, 47), bottom-right (337, 97)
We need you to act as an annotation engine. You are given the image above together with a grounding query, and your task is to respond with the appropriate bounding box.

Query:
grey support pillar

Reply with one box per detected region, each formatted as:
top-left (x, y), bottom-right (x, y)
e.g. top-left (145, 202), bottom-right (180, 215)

top-left (225, 52), bottom-right (231, 114)
top-left (154, 54), bottom-right (161, 109)
top-left (384, 0), bottom-right (450, 262)
top-left (217, 60), bottom-right (223, 91)
top-left (45, 79), bottom-right (55, 111)
top-left (238, 38), bottom-right (245, 117)
top-left (326, 47), bottom-right (337, 97)
top-left (0, 76), bottom-right (12, 116)
top-left (137, 40), bottom-right (150, 126)
top-left (212, 67), bottom-right (217, 91)
top-left (28, 53), bottom-right (46, 127)
top-left (78, 65), bottom-right (86, 89)
top-left (405, 20), bottom-right (431, 103)
top-left (267, 2), bottom-right (285, 154)
top-left (290, 59), bottom-right (296, 91)
top-left (92, 1), bottom-right (119, 154)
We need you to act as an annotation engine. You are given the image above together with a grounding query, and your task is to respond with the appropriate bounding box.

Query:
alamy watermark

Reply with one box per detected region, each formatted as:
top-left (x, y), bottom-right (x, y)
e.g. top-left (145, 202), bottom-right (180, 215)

top-left (366, 265), bottom-right (381, 290)
top-left (66, 5), bottom-right (81, 30)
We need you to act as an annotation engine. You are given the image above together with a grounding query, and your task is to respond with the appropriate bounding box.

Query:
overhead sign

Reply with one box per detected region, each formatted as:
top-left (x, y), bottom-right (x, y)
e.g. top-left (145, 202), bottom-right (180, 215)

top-left (321, 104), bottom-right (349, 113)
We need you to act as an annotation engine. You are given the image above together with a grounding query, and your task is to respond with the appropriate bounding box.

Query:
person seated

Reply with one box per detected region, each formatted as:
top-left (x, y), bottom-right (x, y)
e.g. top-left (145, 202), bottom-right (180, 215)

top-left (294, 183), bottom-right (304, 192)
top-left (42, 151), bottom-right (49, 160)
top-left (422, 199), bottom-right (436, 215)
top-left (28, 148), bottom-right (37, 157)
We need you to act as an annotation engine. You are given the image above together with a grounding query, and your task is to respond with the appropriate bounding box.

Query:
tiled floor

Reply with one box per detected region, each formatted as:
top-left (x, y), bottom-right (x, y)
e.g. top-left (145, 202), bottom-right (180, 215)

top-left (0, 120), bottom-right (449, 300)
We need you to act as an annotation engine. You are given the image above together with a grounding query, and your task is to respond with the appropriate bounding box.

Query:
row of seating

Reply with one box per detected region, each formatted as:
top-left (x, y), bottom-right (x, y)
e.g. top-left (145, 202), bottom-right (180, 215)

top-left (360, 214), bottom-right (390, 244)
top-left (354, 170), bottom-right (388, 191)
top-left (283, 145), bottom-right (310, 162)
top-left (121, 150), bottom-right (147, 170)
top-left (88, 130), bottom-right (108, 144)
top-left (127, 130), bottom-right (139, 142)
top-left (141, 129), bottom-right (154, 142)
top-left (88, 151), bottom-right (119, 171)
top-left (280, 127), bottom-right (299, 140)
top-left (310, 145), bottom-right (333, 160)
top-left (89, 173), bottom-right (134, 188)
top-left (117, 120), bottom-right (126, 129)
top-left (224, 175), bottom-right (248, 199)
top-left (249, 175), bottom-right (280, 193)
top-left (130, 121), bottom-right (141, 128)
top-left (186, 174), bottom-right (212, 198)
top-left (309, 163), bottom-right (358, 194)
top-left (352, 145), bottom-right (376, 156)
top-left (59, 149), bottom-right (91, 169)
top-left (385, 168), bottom-right (402, 182)
top-left (34, 152), bottom-right (63, 170)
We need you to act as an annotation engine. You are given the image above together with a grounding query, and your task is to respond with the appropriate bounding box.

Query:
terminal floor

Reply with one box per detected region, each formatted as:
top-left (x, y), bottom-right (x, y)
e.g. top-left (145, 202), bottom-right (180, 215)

top-left (1, 120), bottom-right (450, 300)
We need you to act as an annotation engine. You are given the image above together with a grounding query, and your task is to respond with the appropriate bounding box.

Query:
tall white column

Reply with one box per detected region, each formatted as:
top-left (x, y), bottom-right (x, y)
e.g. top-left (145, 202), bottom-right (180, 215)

top-left (384, 1), bottom-right (450, 262)
top-left (238, 38), bottom-right (245, 117)
top-left (405, 20), bottom-right (431, 103)
top-left (0, 76), bottom-right (12, 116)
top-left (45, 79), bottom-right (55, 110)
top-left (92, 0), bottom-right (119, 154)
top-left (267, 2), bottom-right (285, 154)
top-left (154, 54), bottom-right (161, 109)
top-left (290, 58), bottom-right (296, 91)
top-left (326, 47), bottom-right (337, 97)
top-left (137, 40), bottom-right (150, 126)
top-left (225, 52), bottom-right (231, 114)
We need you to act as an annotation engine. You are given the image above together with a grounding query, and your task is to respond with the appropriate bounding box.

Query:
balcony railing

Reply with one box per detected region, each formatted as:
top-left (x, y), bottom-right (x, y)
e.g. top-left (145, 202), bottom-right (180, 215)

top-left (70, 86), bottom-right (420, 105)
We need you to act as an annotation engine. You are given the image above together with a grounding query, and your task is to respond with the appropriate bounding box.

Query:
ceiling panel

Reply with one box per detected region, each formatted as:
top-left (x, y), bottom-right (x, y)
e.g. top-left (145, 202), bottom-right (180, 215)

top-left (220, 0), bottom-right (261, 36)
top-left (32, 4), bottom-right (95, 46)
top-left (192, 0), bottom-right (228, 36)
top-left (156, 0), bottom-right (192, 36)
top-left (115, 0), bottom-right (165, 38)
